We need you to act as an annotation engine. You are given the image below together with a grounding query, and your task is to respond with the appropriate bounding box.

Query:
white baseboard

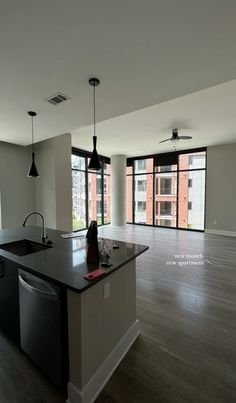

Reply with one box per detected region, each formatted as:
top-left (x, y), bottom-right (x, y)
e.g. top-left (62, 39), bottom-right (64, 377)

top-left (67, 320), bottom-right (140, 403)
top-left (205, 229), bottom-right (236, 237)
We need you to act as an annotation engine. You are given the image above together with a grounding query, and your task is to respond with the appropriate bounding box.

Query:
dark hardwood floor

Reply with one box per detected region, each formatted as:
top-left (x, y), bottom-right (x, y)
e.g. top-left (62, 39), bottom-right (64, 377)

top-left (96, 225), bottom-right (236, 403)
top-left (0, 330), bottom-right (65, 403)
top-left (0, 225), bottom-right (235, 403)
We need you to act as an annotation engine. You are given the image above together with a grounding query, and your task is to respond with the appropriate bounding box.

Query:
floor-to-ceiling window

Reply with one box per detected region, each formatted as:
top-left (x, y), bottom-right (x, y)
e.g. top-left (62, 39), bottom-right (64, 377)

top-left (72, 154), bottom-right (87, 230)
top-left (126, 148), bottom-right (206, 231)
top-left (154, 159), bottom-right (178, 228)
top-left (72, 149), bottom-right (110, 231)
top-left (103, 162), bottom-right (111, 224)
top-left (178, 151), bottom-right (206, 230)
top-left (133, 158), bottom-right (153, 225)
top-left (126, 164), bottom-right (133, 223)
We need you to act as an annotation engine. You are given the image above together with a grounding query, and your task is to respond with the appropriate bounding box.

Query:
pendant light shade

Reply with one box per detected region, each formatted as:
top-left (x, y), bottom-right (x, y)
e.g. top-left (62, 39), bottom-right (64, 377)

top-left (88, 78), bottom-right (101, 170)
top-left (28, 152), bottom-right (39, 177)
top-left (27, 111), bottom-right (39, 177)
top-left (89, 135), bottom-right (101, 170)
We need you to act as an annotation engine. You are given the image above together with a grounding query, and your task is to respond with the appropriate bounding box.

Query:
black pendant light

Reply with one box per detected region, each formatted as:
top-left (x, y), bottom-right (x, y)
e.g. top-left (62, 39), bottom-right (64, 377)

top-left (27, 111), bottom-right (39, 177)
top-left (88, 78), bottom-right (101, 170)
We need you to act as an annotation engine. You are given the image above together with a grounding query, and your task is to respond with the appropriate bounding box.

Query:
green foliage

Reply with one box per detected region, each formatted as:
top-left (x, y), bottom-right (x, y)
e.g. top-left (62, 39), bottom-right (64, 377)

top-left (97, 217), bottom-right (102, 225)
top-left (72, 211), bottom-right (85, 231)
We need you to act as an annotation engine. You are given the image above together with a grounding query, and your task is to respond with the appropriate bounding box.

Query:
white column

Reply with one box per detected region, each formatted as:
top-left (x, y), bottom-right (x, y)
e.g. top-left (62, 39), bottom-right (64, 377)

top-left (111, 155), bottom-right (126, 226)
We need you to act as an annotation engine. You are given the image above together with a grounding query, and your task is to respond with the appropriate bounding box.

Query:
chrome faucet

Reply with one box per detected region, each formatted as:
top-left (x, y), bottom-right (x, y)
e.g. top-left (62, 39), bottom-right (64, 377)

top-left (23, 211), bottom-right (48, 243)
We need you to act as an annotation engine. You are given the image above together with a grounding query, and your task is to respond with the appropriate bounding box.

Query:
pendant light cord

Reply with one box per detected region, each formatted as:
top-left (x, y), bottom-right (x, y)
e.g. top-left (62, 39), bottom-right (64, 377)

top-left (93, 83), bottom-right (96, 137)
top-left (31, 115), bottom-right (34, 153)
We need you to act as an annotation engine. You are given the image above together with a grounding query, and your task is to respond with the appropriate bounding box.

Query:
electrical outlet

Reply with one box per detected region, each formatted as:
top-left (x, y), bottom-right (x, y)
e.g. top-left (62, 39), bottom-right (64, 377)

top-left (104, 282), bottom-right (110, 299)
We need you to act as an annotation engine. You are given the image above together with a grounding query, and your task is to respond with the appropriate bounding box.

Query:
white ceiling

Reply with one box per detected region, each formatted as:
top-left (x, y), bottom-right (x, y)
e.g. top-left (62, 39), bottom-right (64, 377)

top-left (72, 80), bottom-right (236, 156)
top-left (1, 1), bottom-right (236, 153)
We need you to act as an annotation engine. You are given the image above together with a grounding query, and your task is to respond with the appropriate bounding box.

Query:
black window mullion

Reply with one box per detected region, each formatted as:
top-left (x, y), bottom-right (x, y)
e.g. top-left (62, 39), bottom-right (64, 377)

top-left (101, 160), bottom-right (104, 225)
top-left (103, 172), bottom-right (111, 225)
top-left (85, 157), bottom-right (89, 228)
top-left (178, 167), bottom-right (206, 173)
top-left (132, 162), bottom-right (135, 223)
top-left (176, 160), bottom-right (179, 228)
top-left (152, 168), bottom-right (155, 226)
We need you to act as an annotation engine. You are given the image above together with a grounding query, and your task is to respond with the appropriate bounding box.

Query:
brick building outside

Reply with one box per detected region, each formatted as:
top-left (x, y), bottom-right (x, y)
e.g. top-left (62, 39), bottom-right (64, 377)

top-left (126, 152), bottom-right (205, 230)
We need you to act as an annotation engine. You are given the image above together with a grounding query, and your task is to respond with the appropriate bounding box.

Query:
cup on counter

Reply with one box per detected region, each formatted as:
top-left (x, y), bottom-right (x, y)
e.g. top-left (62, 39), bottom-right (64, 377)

top-left (99, 239), bottom-right (111, 266)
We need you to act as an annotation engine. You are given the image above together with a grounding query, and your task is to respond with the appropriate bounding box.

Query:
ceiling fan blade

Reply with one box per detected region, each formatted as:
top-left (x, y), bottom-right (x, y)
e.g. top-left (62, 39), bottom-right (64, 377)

top-left (159, 138), bottom-right (171, 143)
top-left (178, 135), bottom-right (192, 140)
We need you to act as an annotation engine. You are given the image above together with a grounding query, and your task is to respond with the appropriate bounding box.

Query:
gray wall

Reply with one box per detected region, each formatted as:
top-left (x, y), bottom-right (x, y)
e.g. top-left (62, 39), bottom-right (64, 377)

top-left (0, 133), bottom-right (72, 232)
top-left (0, 141), bottom-right (35, 229)
top-left (206, 143), bottom-right (236, 234)
top-left (35, 133), bottom-right (72, 232)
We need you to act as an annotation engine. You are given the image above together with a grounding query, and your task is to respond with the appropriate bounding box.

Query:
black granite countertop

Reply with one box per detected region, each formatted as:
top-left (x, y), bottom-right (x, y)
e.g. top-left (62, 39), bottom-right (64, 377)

top-left (0, 226), bottom-right (148, 293)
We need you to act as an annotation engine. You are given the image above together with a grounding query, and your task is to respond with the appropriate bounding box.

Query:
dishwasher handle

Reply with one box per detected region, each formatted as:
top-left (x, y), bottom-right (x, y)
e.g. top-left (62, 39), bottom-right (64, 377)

top-left (0, 262), bottom-right (4, 278)
top-left (19, 273), bottom-right (58, 300)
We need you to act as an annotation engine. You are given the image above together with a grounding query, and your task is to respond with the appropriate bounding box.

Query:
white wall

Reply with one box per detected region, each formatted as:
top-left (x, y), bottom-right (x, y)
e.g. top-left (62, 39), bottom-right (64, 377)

top-left (111, 155), bottom-right (126, 226)
top-left (67, 260), bottom-right (137, 393)
top-left (54, 134), bottom-right (73, 231)
top-left (35, 133), bottom-right (72, 232)
top-left (205, 143), bottom-right (236, 235)
top-left (34, 137), bottom-right (56, 228)
top-left (0, 141), bottom-right (35, 229)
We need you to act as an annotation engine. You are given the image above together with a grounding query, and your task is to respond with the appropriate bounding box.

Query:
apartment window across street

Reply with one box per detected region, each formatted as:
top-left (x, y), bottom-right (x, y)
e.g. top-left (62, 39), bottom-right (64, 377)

top-left (104, 176), bottom-right (107, 194)
top-left (160, 201), bottom-right (172, 216)
top-left (72, 149), bottom-right (111, 230)
top-left (96, 176), bottom-right (102, 195)
top-left (160, 178), bottom-right (172, 195)
top-left (137, 180), bottom-right (146, 191)
top-left (126, 149), bottom-right (206, 231)
top-left (104, 201), bottom-right (107, 217)
top-left (137, 201), bottom-right (146, 212)
top-left (96, 200), bottom-right (102, 216)
top-left (135, 159), bottom-right (146, 171)
top-left (160, 165), bottom-right (172, 172)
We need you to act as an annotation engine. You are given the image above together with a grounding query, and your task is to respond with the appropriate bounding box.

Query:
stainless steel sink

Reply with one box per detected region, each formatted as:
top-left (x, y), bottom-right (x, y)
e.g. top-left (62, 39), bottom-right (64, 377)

top-left (0, 239), bottom-right (51, 256)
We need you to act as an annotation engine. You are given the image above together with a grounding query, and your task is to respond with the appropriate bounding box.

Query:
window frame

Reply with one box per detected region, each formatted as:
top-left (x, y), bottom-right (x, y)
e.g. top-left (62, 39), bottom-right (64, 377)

top-left (126, 147), bottom-right (207, 232)
top-left (72, 148), bottom-right (111, 231)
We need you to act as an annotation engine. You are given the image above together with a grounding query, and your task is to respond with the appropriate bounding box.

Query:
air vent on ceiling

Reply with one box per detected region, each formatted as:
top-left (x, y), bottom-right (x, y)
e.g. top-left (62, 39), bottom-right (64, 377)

top-left (45, 93), bottom-right (70, 105)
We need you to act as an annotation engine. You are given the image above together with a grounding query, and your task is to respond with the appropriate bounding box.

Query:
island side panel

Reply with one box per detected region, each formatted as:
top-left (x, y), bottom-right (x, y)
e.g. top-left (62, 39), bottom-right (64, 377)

top-left (67, 260), bottom-right (138, 392)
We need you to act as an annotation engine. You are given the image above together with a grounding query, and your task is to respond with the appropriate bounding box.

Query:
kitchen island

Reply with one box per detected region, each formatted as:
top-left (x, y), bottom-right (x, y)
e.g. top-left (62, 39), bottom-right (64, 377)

top-left (0, 226), bottom-right (148, 403)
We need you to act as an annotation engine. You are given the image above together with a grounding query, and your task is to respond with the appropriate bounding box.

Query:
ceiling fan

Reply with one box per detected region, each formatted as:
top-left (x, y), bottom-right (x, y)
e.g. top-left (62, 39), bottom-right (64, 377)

top-left (159, 128), bottom-right (192, 144)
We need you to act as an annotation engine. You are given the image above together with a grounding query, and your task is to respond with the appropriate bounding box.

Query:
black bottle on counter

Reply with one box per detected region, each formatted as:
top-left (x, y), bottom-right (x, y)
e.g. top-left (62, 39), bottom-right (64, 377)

top-left (86, 221), bottom-right (100, 263)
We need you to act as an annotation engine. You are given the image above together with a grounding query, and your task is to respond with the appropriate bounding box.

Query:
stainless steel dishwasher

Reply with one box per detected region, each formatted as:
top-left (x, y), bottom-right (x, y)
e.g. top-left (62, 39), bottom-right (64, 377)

top-left (19, 269), bottom-right (66, 390)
